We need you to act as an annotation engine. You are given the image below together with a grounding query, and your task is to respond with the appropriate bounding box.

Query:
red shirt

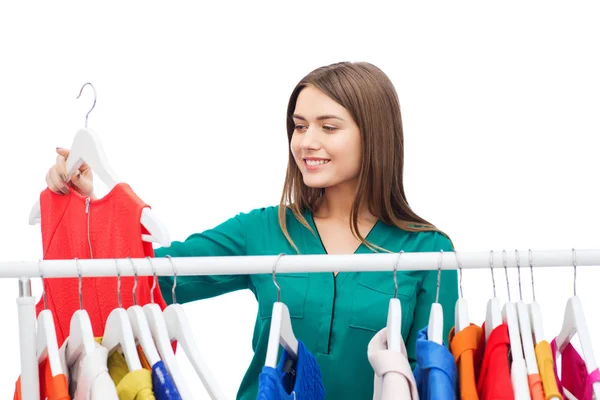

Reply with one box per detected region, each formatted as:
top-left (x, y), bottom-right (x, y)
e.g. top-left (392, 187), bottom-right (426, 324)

top-left (476, 323), bottom-right (514, 400)
top-left (36, 182), bottom-right (167, 346)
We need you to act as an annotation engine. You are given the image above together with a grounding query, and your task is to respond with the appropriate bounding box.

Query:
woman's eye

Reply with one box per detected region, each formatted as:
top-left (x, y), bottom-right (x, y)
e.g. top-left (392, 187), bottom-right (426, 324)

top-left (323, 125), bottom-right (338, 132)
top-left (294, 124), bottom-right (307, 131)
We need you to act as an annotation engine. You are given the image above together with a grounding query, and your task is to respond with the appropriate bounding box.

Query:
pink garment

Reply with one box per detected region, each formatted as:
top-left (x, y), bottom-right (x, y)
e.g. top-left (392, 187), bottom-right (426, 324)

top-left (550, 338), bottom-right (600, 400)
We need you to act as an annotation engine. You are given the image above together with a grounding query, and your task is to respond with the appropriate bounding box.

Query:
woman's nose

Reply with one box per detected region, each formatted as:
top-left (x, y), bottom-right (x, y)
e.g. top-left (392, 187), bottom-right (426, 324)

top-left (300, 126), bottom-right (321, 151)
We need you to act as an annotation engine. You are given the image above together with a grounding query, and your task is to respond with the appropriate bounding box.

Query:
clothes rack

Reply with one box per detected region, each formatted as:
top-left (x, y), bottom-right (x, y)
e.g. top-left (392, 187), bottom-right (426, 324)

top-left (4, 249), bottom-right (599, 400)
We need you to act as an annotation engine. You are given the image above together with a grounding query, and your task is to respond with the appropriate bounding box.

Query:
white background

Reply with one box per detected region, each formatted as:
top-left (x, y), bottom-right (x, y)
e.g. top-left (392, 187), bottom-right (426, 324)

top-left (1, 1), bottom-right (599, 398)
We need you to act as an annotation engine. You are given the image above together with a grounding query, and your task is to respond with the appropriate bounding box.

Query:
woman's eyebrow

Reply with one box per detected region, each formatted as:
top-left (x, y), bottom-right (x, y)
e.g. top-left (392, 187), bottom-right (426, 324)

top-left (293, 114), bottom-right (345, 121)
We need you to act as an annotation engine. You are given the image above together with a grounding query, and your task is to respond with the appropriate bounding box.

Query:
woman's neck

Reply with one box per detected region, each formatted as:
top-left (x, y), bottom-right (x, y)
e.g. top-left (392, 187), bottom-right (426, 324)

top-left (313, 182), bottom-right (376, 224)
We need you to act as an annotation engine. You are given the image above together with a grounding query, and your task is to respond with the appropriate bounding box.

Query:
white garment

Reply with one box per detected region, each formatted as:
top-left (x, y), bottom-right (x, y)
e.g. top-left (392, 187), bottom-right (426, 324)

top-left (367, 327), bottom-right (419, 400)
top-left (59, 337), bottom-right (118, 400)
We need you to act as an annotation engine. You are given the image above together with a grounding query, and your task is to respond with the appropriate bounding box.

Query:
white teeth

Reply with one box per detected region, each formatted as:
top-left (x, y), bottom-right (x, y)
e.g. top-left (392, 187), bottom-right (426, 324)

top-left (305, 159), bottom-right (329, 166)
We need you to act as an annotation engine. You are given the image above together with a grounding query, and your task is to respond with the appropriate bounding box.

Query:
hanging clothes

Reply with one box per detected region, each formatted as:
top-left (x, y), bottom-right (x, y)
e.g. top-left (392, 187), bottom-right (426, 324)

top-left (257, 339), bottom-right (325, 399)
top-left (155, 205), bottom-right (458, 399)
top-left (59, 337), bottom-right (118, 399)
top-left (412, 326), bottom-right (457, 399)
top-left (448, 324), bottom-right (482, 400)
top-left (475, 323), bottom-right (514, 400)
top-left (36, 183), bottom-right (167, 345)
top-left (528, 374), bottom-right (545, 400)
top-left (550, 339), bottom-right (600, 400)
top-left (534, 340), bottom-right (562, 400)
top-left (137, 346), bottom-right (182, 400)
top-left (105, 345), bottom-right (155, 400)
top-left (13, 358), bottom-right (70, 400)
top-left (367, 327), bottom-right (418, 399)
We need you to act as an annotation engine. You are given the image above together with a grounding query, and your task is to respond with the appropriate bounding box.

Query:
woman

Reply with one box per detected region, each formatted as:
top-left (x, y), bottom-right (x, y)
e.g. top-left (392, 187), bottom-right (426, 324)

top-left (46, 61), bottom-right (458, 399)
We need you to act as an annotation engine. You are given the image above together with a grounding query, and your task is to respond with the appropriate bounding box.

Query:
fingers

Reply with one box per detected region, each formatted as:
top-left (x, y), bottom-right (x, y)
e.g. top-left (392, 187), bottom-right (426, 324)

top-left (56, 146), bottom-right (89, 174)
top-left (46, 165), bottom-right (69, 195)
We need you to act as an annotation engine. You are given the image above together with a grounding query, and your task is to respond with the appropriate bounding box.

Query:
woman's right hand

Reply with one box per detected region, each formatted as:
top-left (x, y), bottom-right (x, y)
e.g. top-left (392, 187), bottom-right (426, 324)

top-left (46, 147), bottom-right (94, 197)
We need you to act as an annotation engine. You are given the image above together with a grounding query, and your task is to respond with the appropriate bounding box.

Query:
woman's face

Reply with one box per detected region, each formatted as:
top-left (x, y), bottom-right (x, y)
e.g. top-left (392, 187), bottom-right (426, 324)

top-left (291, 85), bottom-right (362, 190)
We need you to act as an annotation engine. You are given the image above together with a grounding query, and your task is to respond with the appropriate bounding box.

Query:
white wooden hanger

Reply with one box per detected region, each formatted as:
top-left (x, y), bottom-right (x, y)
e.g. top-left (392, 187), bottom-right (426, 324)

top-left (126, 258), bottom-right (161, 367)
top-left (101, 259), bottom-right (142, 372)
top-left (65, 258), bottom-right (96, 367)
top-left (36, 260), bottom-right (63, 376)
top-left (555, 249), bottom-right (600, 400)
top-left (265, 254), bottom-right (299, 368)
top-left (427, 250), bottom-right (444, 345)
top-left (386, 251), bottom-right (403, 352)
top-left (28, 82), bottom-right (171, 248)
top-left (514, 251), bottom-right (539, 378)
top-left (454, 251), bottom-right (470, 334)
top-left (500, 251), bottom-right (530, 400)
top-left (485, 250), bottom-right (503, 341)
top-left (143, 258), bottom-right (193, 400)
top-left (163, 256), bottom-right (226, 400)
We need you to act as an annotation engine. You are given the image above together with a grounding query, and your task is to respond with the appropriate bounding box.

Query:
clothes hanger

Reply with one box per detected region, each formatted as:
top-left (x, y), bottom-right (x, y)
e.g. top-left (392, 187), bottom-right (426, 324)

top-left (126, 257), bottom-right (161, 367)
top-left (28, 82), bottom-right (171, 247)
top-left (163, 256), bottom-right (225, 400)
top-left (485, 250), bottom-right (503, 341)
top-left (36, 260), bottom-right (63, 376)
top-left (527, 250), bottom-right (546, 345)
top-left (265, 253), bottom-right (299, 368)
top-left (386, 251), bottom-right (403, 352)
top-left (454, 250), bottom-right (470, 333)
top-left (426, 250), bottom-right (444, 345)
top-left (65, 258), bottom-right (96, 367)
top-left (500, 250), bottom-right (530, 399)
top-left (143, 257), bottom-right (193, 400)
top-left (555, 249), bottom-right (600, 399)
top-left (514, 250), bottom-right (539, 379)
top-left (101, 259), bottom-right (142, 372)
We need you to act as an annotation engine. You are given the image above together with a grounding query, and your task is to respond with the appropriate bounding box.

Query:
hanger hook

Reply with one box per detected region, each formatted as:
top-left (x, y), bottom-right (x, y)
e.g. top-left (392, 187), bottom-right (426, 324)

top-left (38, 259), bottom-right (47, 310)
top-left (146, 256), bottom-right (157, 304)
top-left (528, 249), bottom-right (536, 302)
top-left (436, 250), bottom-right (443, 303)
top-left (455, 250), bottom-right (463, 299)
top-left (502, 250), bottom-right (511, 302)
top-left (75, 257), bottom-right (83, 310)
top-left (76, 82), bottom-right (97, 128)
top-left (489, 250), bottom-right (497, 298)
top-left (272, 253), bottom-right (285, 303)
top-left (572, 248), bottom-right (577, 296)
top-left (114, 258), bottom-right (122, 308)
top-left (128, 257), bottom-right (138, 306)
top-left (393, 250), bottom-right (403, 298)
top-left (165, 255), bottom-right (178, 305)
top-left (515, 250), bottom-right (523, 301)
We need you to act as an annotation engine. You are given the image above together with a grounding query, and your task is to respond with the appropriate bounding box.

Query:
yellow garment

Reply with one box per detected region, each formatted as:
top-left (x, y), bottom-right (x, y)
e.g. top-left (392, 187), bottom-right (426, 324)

top-left (535, 340), bottom-right (563, 400)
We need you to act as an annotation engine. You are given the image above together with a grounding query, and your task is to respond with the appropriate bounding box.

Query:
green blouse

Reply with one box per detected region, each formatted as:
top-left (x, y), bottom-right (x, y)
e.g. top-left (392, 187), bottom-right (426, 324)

top-left (155, 206), bottom-right (458, 399)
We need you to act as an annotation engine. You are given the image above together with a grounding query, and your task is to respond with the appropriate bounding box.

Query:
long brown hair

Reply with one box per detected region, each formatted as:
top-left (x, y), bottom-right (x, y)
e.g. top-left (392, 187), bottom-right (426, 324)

top-left (278, 61), bottom-right (450, 253)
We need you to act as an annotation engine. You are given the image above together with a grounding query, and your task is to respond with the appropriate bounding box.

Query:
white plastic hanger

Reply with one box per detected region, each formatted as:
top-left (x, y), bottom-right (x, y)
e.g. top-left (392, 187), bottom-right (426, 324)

top-left (386, 251), bottom-right (403, 352)
top-left (485, 250), bottom-right (503, 341)
top-left (101, 259), bottom-right (142, 372)
top-left (555, 249), bottom-right (600, 400)
top-left (454, 251), bottom-right (470, 334)
top-left (514, 251), bottom-right (539, 378)
top-left (126, 257), bottom-right (161, 367)
top-left (163, 256), bottom-right (226, 400)
top-left (426, 250), bottom-right (444, 345)
top-left (265, 254), bottom-right (299, 368)
top-left (527, 250), bottom-right (546, 345)
top-left (65, 258), bottom-right (96, 367)
top-left (143, 257), bottom-right (193, 400)
top-left (28, 82), bottom-right (171, 248)
top-left (501, 251), bottom-right (530, 400)
top-left (36, 260), bottom-right (63, 376)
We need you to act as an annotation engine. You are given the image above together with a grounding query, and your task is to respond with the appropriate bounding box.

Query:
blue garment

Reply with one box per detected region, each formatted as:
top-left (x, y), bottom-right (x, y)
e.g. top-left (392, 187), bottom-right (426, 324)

top-left (257, 340), bottom-right (325, 399)
top-left (152, 360), bottom-right (182, 400)
top-left (412, 326), bottom-right (457, 399)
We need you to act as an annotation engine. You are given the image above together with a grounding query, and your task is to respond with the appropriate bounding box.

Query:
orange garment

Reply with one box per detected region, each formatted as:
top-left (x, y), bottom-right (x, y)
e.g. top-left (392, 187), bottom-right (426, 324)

top-left (535, 340), bottom-right (563, 399)
top-left (14, 358), bottom-right (70, 400)
top-left (449, 324), bottom-right (482, 400)
top-left (528, 374), bottom-right (545, 400)
top-left (137, 345), bottom-right (152, 370)
top-left (35, 183), bottom-right (167, 346)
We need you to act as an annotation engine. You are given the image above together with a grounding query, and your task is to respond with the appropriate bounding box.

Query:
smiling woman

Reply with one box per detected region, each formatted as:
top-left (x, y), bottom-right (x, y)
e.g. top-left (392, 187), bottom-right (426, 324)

top-left (43, 61), bottom-right (458, 399)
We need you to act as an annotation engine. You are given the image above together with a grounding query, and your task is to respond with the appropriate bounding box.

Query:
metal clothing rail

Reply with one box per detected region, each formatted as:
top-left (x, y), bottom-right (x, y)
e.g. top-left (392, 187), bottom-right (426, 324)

top-left (8, 249), bottom-right (600, 400)
top-left (1, 249), bottom-right (599, 279)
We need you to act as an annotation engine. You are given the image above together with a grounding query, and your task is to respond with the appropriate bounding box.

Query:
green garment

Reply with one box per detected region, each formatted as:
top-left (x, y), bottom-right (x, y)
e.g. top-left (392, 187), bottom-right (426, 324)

top-left (155, 205), bottom-right (458, 399)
